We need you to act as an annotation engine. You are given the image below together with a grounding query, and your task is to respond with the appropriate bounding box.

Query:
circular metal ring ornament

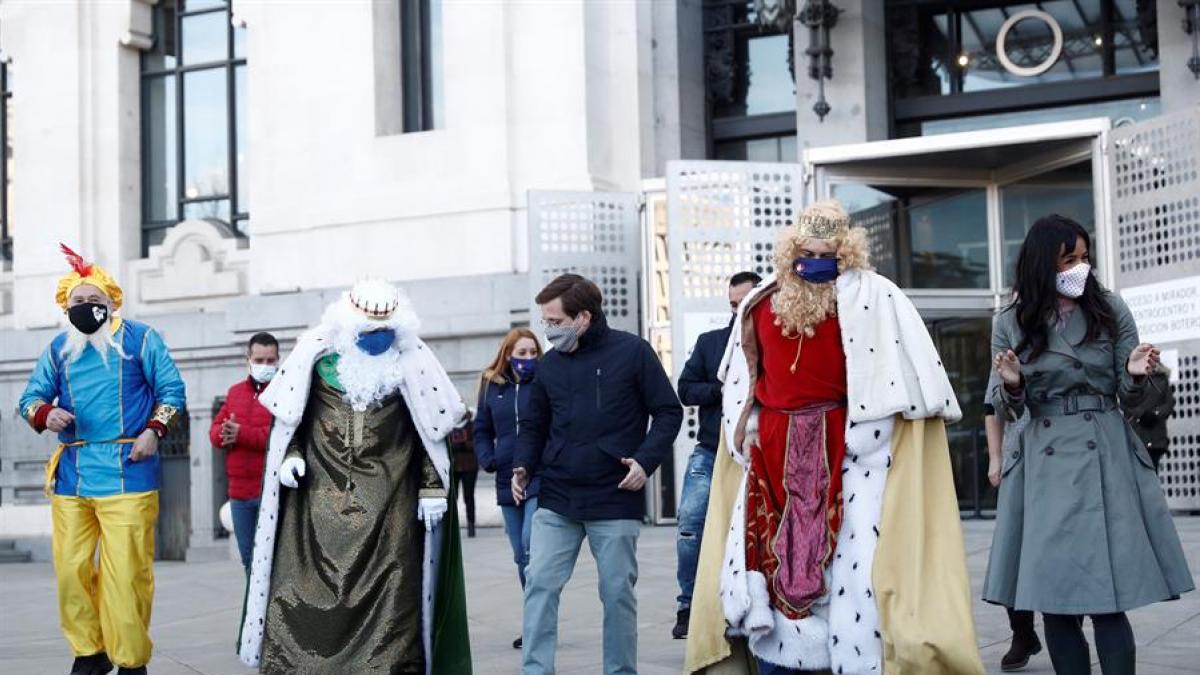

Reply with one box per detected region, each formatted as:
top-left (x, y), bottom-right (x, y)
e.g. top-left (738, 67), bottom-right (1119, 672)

top-left (995, 9), bottom-right (1064, 77)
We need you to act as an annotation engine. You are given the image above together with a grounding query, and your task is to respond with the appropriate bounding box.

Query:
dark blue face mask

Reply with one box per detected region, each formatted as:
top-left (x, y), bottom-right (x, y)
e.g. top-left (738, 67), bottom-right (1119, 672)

top-left (793, 256), bottom-right (839, 284)
top-left (510, 357), bottom-right (537, 380)
top-left (356, 329), bottom-right (396, 356)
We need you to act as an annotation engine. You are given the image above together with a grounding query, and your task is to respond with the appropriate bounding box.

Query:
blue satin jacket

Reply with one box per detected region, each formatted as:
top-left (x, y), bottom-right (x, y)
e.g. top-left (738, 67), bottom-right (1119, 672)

top-left (18, 319), bottom-right (187, 497)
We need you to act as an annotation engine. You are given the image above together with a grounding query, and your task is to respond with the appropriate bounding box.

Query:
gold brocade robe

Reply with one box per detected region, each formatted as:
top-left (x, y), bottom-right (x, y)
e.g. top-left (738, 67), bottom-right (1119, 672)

top-left (260, 374), bottom-right (444, 675)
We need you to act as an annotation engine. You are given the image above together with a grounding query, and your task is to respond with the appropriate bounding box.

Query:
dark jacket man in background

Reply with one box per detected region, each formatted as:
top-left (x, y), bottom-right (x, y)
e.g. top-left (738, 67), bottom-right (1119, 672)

top-left (671, 271), bottom-right (760, 639)
top-left (513, 273), bottom-right (683, 675)
top-left (1121, 364), bottom-right (1175, 471)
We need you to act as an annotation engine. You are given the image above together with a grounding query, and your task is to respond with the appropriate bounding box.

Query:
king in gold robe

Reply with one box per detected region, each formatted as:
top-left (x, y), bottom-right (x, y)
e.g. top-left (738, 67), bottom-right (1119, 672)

top-left (238, 280), bottom-right (471, 675)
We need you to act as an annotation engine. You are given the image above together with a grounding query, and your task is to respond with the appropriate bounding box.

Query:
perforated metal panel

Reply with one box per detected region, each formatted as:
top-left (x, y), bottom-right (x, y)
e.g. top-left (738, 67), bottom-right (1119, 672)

top-left (849, 201), bottom-right (899, 281)
top-left (664, 161), bottom-right (805, 488)
top-left (1109, 108), bottom-right (1200, 510)
top-left (1163, 355), bottom-right (1200, 507)
top-left (527, 190), bottom-right (641, 335)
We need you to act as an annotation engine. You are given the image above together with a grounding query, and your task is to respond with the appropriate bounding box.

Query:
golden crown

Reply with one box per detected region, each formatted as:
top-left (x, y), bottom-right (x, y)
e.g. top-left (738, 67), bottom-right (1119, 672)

top-left (796, 213), bottom-right (850, 239)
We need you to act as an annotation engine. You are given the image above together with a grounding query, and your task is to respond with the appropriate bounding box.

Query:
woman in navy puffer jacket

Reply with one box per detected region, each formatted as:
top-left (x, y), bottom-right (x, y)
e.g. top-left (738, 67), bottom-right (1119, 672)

top-left (474, 327), bottom-right (543, 649)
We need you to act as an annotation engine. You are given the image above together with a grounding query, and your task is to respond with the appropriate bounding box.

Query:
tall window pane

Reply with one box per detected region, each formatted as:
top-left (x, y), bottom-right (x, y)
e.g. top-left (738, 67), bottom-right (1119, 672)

top-left (183, 69), bottom-right (228, 199)
top-left (141, 0), bottom-right (246, 253)
top-left (714, 33), bottom-right (796, 118)
top-left (143, 76), bottom-right (177, 221)
top-left (908, 189), bottom-right (989, 288)
top-left (235, 64), bottom-right (248, 216)
top-left (702, 0), bottom-right (797, 161)
top-left (182, 11), bottom-right (228, 65)
top-left (427, 0), bottom-right (444, 129)
top-left (401, 0), bottom-right (444, 132)
top-left (834, 183), bottom-right (990, 289)
top-left (1000, 162), bottom-right (1095, 287)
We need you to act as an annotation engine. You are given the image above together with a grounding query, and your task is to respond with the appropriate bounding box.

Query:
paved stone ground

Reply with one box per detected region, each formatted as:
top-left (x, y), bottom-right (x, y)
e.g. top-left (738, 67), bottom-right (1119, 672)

top-left (1, 517), bottom-right (1197, 674)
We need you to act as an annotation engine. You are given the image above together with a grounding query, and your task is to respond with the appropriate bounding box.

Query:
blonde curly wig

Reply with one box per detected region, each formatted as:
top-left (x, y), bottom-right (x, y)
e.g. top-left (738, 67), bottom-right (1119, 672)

top-left (771, 200), bottom-right (872, 337)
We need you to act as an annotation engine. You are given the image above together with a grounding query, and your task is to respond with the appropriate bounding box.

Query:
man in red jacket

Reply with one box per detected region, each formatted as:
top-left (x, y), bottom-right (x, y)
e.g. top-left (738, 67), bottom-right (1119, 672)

top-left (209, 332), bottom-right (278, 572)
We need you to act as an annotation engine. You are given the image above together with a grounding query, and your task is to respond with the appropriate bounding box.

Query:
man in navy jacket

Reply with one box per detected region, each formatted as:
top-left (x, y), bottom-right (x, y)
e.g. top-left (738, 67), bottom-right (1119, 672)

top-left (672, 271), bottom-right (760, 639)
top-left (513, 273), bottom-right (682, 675)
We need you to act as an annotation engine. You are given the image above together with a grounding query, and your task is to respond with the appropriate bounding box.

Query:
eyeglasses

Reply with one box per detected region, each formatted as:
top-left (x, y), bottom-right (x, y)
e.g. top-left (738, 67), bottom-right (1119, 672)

top-left (538, 317), bottom-right (572, 328)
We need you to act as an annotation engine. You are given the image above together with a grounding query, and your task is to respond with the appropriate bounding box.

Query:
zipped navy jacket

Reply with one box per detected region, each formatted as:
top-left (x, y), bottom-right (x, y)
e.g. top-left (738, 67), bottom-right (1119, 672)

top-left (474, 369), bottom-right (541, 507)
top-left (514, 313), bottom-right (683, 521)
top-left (677, 322), bottom-right (732, 451)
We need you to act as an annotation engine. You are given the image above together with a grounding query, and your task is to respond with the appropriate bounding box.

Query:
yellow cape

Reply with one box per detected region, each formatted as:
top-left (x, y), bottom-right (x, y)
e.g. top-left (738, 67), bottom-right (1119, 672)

top-left (685, 419), bottom-right (985, 675)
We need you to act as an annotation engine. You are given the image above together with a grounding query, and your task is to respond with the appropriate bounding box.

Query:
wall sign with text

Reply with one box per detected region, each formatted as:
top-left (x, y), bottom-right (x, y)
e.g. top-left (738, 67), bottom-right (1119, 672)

top-left (1120, 275), bottom-right (1200, 346)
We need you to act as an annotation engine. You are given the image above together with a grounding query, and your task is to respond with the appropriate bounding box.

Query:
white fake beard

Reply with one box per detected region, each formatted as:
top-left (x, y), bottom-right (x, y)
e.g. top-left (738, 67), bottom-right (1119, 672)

top-left (60, 319), bottom-right (128, 366)
top-left (317, 291), bottom-right (420, 412)
top-left (328, 326), bottom-right (405, 414)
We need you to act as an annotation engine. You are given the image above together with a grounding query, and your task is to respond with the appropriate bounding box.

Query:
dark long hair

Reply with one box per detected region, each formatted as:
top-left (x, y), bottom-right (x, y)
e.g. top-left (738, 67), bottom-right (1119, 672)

top-left (1009, 214), bottom-right (1117, 359)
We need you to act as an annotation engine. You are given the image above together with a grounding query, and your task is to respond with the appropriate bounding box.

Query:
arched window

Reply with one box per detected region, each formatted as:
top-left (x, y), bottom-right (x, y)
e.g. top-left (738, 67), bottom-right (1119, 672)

top-left (140, 0), bottom-right (247, 255)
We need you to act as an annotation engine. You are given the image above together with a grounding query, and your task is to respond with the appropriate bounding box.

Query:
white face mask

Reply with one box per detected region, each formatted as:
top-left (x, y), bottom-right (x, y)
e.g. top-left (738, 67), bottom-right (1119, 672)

top-left (250, 363), bottom-right (278, 383)
top-left (1055, 262), bottom-right (1091, 299)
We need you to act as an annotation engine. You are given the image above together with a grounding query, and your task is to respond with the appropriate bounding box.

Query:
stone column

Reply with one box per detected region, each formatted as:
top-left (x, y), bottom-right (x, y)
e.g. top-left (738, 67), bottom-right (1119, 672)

top-left (1158, 0), bottom-right (1200, 113)
top-left (186, 406), bottom-right (226, 561)
top-left (791, 0), bottom-right (888, 153)
top-left (0, 0), bottom-right (147, 329)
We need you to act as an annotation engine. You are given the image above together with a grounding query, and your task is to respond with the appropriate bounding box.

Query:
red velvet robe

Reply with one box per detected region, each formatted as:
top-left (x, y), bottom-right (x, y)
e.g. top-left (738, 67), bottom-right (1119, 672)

top-left (745, 299), bottom-right (848, 620)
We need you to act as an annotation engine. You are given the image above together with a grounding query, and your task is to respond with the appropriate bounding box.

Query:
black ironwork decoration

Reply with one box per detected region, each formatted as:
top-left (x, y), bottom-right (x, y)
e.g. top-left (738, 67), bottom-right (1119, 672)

top-left (800, 0), bottom-right (840, 122)
top-left (1183, 0), bottom-right (1200, 79)
top-left (704, 3), bottom-right (740, 105)
top-left (1137, 0), bottom-right (1160, 59)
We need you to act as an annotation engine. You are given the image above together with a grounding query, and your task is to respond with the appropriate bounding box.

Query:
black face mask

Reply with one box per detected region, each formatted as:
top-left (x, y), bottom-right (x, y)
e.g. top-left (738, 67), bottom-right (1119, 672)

top-left (68, 303), bottom-right (109, 335)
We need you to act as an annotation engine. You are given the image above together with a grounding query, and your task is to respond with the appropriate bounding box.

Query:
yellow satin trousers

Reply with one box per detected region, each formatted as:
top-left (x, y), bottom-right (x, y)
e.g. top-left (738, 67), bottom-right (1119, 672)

top-left (51, 491), bottom-right (158, 668)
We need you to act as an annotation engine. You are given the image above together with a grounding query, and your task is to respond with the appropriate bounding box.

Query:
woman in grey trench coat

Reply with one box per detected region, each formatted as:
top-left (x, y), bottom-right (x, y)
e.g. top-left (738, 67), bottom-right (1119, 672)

top-left (982, 215), bottom-right (1193, 675)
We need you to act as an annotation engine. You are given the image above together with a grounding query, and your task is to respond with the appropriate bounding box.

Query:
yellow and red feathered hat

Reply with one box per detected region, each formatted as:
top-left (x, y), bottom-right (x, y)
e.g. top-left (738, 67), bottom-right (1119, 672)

top-left (55, 243), bottom-right (123, 310)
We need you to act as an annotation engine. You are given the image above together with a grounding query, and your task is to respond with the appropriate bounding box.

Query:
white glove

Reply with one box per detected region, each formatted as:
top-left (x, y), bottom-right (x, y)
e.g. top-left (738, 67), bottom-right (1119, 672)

top-left (417, 497), bottom-right (448, 531)
top-left (279, 457), bottom-right (306, 489)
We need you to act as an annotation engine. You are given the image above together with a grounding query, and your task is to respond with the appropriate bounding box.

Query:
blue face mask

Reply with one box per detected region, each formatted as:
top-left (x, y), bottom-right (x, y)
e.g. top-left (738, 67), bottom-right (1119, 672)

top-left (510, 357), bottom-right (537, 380)
top-left (793, 256), bottom-right (839, 284)
top-left (356, 329), bottom-right (396, 356)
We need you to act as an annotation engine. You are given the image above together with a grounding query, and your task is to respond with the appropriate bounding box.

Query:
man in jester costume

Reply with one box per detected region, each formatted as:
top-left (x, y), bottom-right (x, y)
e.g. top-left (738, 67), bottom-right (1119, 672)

top-left (237, 279), bottom-right (471, 675)
top-left (684, 201), bottom-right (985, 675)
top-left (19, 245), bottom-right (187, 675)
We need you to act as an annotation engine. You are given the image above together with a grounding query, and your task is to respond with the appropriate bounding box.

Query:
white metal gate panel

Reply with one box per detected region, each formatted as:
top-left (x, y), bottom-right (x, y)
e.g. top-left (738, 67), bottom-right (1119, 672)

top-left (527, 190), bottom-right (641, 335)
top-left (1107, 107), bottom-right (1200, 510)
top-left (664, 161), bottom-right (805, 498)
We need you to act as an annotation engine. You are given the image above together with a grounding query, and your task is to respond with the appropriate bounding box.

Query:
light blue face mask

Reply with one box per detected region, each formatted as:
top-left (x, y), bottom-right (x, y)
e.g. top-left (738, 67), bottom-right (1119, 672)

top-left (356, 329), bottom-right (396, 356)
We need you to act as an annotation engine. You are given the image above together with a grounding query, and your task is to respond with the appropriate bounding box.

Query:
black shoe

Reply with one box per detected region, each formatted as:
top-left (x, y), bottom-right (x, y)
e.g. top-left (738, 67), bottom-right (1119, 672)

top-left (672, 608), bottom-right (690, 639)
top-left (70, 653), bottom-right (113, 675)
top-left (116, 668), bottom-right (147, 675)
top-left (1001, 631), bottom-right (1042, 671)
top-left (512, 636), bottom-right (523, 649)
top-left (467, 522), bottom-right (476, 538)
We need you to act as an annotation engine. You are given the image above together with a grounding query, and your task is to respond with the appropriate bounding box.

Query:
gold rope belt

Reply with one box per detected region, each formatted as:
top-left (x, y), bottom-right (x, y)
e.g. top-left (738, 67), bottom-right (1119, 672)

top-left (44, 438), bottom-right (138, 497)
